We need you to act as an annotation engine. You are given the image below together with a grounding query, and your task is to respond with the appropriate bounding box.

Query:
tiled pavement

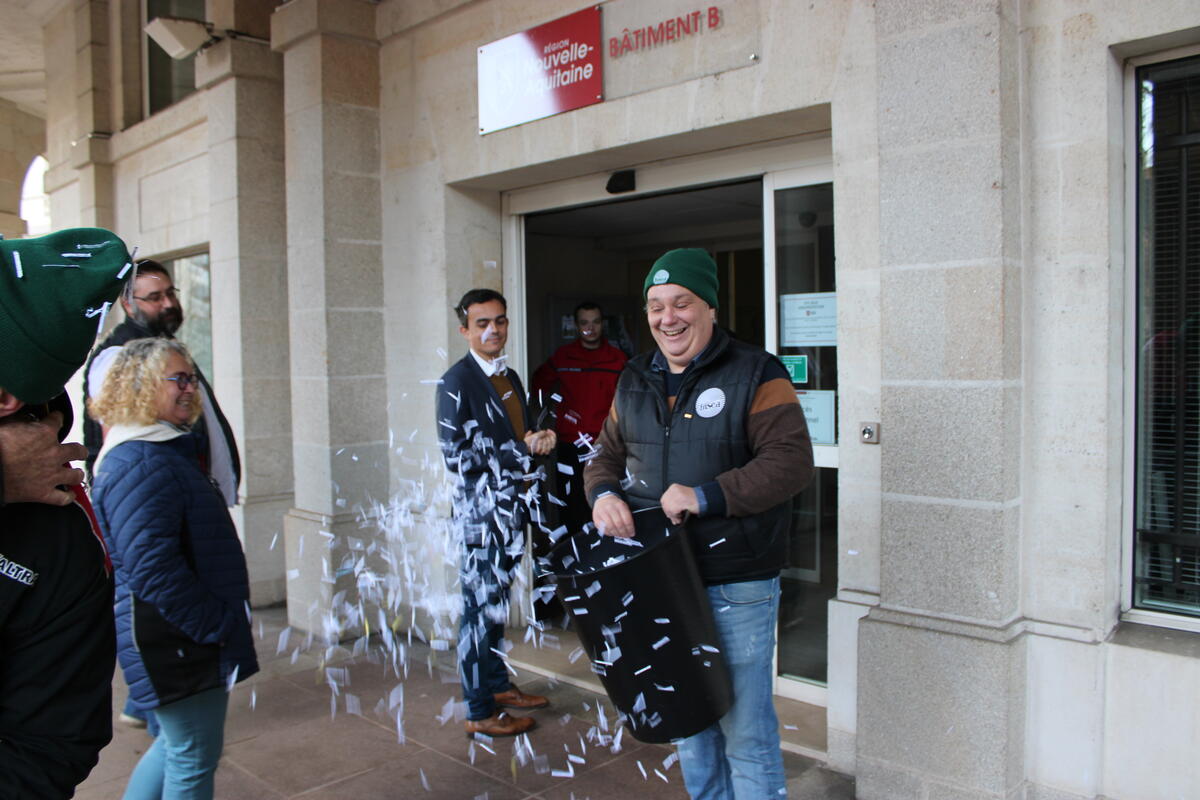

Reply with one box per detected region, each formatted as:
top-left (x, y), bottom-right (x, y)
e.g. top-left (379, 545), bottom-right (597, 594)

top-left (76, 608), bottom-right (855, 799)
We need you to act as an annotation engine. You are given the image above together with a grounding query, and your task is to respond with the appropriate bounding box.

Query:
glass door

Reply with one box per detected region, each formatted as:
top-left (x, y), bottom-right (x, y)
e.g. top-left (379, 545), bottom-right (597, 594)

top-left (764, 167), bottom-right (837, 706)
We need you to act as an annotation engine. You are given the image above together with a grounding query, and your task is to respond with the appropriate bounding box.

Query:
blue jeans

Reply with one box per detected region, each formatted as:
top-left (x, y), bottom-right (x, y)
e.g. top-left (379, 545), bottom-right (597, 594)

top-left (123, 696), bottom-right (161, 737)
top-left (458, 544), bottom-right (516, 720)
top-left (123, 688), bottom-right (229, 800)
top-left (677, 577), bottom-right (786, 799)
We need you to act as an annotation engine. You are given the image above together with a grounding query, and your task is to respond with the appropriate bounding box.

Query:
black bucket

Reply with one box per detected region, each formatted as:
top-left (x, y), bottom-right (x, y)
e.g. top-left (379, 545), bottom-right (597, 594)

top-left (543, 509), bottom-right (733, 743)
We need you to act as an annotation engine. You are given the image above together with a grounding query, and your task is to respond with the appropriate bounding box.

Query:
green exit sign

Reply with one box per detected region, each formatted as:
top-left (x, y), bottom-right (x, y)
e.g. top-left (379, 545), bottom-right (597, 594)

top-left (781, 355), bottom-right (808, 384)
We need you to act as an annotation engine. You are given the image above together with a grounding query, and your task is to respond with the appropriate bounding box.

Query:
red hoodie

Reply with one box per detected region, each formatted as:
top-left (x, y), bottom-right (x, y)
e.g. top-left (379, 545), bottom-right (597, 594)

top-left (531, 338), bottom-right (627, 444)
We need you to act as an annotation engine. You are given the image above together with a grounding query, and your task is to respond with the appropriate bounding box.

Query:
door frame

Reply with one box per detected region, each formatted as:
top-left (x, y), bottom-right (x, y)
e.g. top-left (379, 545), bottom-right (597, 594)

top-left (763, 166), bottom-right (837, 707)
top-left (502, 137), bottom-right (835, 704)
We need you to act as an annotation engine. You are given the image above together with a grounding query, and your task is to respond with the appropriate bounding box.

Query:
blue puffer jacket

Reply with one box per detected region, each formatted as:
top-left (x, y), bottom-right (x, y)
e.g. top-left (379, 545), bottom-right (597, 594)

top-left (92, 435), bottom-right (257, 710)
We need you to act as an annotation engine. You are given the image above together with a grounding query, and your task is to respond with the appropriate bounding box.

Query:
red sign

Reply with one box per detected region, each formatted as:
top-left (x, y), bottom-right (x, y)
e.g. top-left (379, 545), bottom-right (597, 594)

top-left (477, 6), bottom-right (603, 135)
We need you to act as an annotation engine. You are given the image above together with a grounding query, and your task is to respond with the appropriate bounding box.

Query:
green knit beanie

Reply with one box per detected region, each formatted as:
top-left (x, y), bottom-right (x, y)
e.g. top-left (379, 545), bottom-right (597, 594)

top-left (643, 248), bottom-right (720, 309)
top-left (0, 228), bottom-right (133, 403)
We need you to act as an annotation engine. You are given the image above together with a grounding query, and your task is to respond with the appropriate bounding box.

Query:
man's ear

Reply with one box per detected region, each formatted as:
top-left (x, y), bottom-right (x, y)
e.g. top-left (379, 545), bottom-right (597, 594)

top-left (0, 389), bottom-right (24, 419)
top-left (459, 325), bottom-right (470, 341)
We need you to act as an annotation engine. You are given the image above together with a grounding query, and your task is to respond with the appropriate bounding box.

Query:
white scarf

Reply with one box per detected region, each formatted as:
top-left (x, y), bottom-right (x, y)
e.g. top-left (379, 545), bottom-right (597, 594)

top-left (93, 421), bottom-right (189, 477)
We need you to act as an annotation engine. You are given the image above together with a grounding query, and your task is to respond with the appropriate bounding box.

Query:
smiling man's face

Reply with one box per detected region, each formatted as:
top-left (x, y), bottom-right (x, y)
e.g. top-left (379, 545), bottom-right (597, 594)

top-left (645, 284), bottom-right (715, 373)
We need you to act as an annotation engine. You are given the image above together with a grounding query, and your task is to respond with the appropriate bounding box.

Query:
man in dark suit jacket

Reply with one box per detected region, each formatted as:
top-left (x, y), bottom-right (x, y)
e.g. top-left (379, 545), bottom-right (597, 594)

top-left (436, 288), bottom-right (557, 738)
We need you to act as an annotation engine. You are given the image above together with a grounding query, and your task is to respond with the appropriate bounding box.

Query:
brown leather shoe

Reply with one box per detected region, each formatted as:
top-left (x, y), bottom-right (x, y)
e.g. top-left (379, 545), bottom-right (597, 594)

top-left (494, 687), bottom-right (549, 710)
top-left (464, 712), bottom-right (536, 738)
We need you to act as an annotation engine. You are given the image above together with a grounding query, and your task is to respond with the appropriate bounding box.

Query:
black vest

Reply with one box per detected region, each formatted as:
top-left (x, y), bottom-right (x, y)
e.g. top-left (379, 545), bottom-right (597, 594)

top-left (615, 327), bottom-right (790, 583)
top-left (81, 320), bottom-right (241, 492)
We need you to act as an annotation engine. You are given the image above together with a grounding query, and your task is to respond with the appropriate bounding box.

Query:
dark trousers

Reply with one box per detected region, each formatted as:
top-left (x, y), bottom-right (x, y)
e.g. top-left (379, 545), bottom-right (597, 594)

top-left (458, 543), bottom-right (516, 720)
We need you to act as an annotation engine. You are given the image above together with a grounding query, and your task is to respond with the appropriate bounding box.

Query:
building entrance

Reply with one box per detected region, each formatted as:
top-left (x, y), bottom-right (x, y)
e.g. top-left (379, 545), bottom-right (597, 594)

top-left (519, 170), bottom-right (838, 707)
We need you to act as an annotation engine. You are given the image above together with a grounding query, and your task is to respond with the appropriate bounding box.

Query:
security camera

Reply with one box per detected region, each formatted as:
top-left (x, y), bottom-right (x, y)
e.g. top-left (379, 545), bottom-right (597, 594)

top-left (144, 17), bottom-right (215, 60)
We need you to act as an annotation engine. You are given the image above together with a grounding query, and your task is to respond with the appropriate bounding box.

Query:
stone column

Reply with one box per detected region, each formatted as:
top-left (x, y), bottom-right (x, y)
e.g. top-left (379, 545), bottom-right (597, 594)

top-left (0, 100), bottom-right (47, 238)
top-left (195, 4), bottom-right (291, 606)
top-left (856, 1), bottom-right (1027, 798)
top-left (272, 0), bottom-right (387, 635)
top-left (70, 0), bottom-right (114, 229)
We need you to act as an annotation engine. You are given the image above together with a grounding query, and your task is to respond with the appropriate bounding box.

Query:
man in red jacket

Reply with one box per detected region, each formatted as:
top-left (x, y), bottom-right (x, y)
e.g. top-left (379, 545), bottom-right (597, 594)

top-left (531, 302), bottom-right (627, 533)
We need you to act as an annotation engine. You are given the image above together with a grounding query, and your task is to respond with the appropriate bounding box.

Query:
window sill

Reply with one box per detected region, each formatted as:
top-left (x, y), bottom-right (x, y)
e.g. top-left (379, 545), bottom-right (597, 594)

top-left (1111, 614), bottom-right (1200, 657)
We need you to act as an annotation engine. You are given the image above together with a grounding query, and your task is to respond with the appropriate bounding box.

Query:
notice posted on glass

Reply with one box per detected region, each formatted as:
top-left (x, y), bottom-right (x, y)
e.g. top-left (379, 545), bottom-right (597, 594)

top-left (780, 292), bottom-right (836, 348)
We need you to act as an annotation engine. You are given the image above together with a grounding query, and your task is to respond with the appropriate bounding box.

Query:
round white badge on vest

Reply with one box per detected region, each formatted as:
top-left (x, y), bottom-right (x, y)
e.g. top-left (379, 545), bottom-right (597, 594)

top-left (695, 387), bottom-right (726, 418)
top-left (652, 269), bottom-right (670, 285)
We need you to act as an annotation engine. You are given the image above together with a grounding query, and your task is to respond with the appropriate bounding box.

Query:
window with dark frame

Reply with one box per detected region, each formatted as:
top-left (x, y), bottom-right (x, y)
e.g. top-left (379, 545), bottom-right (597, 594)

top-left (1134, 54), bottom-right (1200, 617)
top-left (145, 0), bottom-right (205, 116)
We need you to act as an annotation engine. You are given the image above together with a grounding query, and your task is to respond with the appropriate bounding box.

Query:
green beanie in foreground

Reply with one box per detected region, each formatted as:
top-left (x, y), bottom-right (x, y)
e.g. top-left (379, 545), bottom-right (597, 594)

top-left (0, 228), bottom-right (132, 403)
top-left (643, 248), bottom-right (719, 309)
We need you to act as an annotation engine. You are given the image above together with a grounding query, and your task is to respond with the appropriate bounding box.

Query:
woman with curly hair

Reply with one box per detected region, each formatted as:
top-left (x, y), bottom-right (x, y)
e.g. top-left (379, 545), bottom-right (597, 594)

top-left (90, 337), bottom-right (257, 800)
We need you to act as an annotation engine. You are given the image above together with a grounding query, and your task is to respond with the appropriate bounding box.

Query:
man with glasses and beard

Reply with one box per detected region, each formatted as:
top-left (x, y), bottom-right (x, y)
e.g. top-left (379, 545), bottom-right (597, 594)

top-left (82, 260), bottom-right (240, 506)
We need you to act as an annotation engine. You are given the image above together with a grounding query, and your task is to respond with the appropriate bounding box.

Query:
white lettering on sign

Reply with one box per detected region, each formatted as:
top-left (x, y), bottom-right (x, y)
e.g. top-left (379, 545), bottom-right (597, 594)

top-left (0, 553), bottom-right (38, 586)
top-left (609, 7), bottom-right (723, 58)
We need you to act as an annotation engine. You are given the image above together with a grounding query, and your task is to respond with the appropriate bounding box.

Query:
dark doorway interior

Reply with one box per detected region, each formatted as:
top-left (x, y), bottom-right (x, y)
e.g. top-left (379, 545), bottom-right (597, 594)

top-left (523, 178), bottom-right (764, 368)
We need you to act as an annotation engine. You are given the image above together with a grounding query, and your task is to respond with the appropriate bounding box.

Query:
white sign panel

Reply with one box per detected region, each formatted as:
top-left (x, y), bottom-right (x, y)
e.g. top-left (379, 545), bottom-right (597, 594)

top-left (797, 390), bottom-right (836, 446)
top-left (780, 292), bottom-right (837, 347)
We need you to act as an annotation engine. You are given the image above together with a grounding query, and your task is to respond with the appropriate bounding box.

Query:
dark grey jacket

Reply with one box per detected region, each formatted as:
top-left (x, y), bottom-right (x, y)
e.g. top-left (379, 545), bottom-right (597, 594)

top-left (614, 329), bottom-right (795, 583)
top-left (436, 354), bottom-right (534, 547)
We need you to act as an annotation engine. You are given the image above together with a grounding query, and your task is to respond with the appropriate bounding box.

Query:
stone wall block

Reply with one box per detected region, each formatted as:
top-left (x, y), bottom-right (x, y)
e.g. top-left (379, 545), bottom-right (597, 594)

top-left (272, 0), bottom-right (375, 53)
top-left (288, 308), bottom-right (331, 379)
top-left (281, 36), bottom-right (323, 114)
top-left (858, 618), bottom-right (1024, 795)
top-left (1025, 636), bottom-right (1104, 798)
top-left (327, 376), bottom-right (388, 447)
top-left (326, 309), bottom-right (386, 378)
top-left (284, 103), bottom-right (325, 190)
top-left (242, 435), bottom-right (293, 499)
top-left (320, 35), bottom-right (379, 109)
top-left (827, 598), bottom-right (873, 768)
top-left (324, 241), bottom-right (385, 308)
top-left (325, 172), bottom-right (381, 242)
top-left (881, 499), bottom-right (1018, 621)
top-left (882, 263), bottom-right (1011, 382)
top-left (881, 384), bottom-right (1019, 502)
top-left (291, 440), bottom-right (334, 511)
top-left (282, 512), bottom-right (359, 631)
top-left (838, 475), bottom-right (881, 592)
top-left (875, 0), bottom-right (1006, 39)
top-left (196, 37), bottom-right (282, 90)
top-left (1103, 630), bottom-right (1200, 798)
top-left (239, 496), bottom-right (291, 605)
top-left (878, 141), bottom-right (1004, 267)
top-left (324, 441), bottom-right (390, 508)
top-left (323, 106), bottom-right (380, 175)
top-left (877, 19), bottom-right (1002, 150)
top-left (239, 315), bottom-right (293, 377)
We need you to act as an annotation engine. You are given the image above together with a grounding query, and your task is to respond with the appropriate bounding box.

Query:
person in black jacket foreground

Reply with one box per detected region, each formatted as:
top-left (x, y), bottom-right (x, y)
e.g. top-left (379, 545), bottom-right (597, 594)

top-left (585, 248), bottom-right (814, 800)
top-left (437, 289), bottom-right (557, 738)
top-left (91, 337), bottom-right (258, 800)
top-left (0, 228), bottom-right (133, 798)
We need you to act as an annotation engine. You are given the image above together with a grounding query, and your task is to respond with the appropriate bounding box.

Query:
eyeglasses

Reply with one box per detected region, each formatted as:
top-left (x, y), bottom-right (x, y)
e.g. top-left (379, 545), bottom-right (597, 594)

top-left (132, 287), bottom-right (179, 304)
top-left (163, 373), bottom-right (200, 390)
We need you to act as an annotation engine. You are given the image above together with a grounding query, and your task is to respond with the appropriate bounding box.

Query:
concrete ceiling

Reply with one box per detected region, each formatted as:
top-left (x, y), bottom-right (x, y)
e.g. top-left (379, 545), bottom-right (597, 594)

top-left (0, 0), bottom-right (51, 117)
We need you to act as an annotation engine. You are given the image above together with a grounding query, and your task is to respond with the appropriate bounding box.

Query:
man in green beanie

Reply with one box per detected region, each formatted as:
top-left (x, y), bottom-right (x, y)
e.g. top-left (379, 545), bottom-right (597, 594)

top-left (584, 247), bottom-right (814, 799)
top-left (0, 227), bottom-right (132, 798)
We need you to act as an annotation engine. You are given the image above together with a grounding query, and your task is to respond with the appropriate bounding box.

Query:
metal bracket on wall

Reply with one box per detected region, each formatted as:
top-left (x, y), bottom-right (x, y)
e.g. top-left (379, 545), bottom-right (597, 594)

top-left (860, 423), bottom-right (880, 444)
